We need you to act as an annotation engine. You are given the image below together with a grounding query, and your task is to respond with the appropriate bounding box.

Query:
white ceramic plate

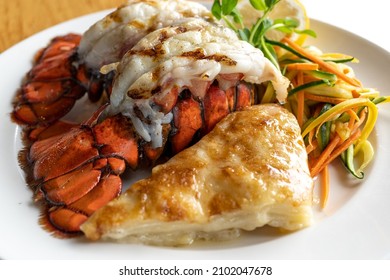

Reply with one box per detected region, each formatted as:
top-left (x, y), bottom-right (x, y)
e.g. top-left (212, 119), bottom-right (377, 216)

top-left (1, 9), bottom-right (390, 259)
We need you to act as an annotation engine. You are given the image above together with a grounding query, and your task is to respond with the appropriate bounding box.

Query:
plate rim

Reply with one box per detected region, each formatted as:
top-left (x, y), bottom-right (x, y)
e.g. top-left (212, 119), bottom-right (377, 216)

top-left (1, 9), bottom-right (390, 260)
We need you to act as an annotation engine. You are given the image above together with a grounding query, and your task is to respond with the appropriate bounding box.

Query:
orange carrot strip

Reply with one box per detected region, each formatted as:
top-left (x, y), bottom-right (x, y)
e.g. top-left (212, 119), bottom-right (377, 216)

top-left (311, 129), bottom-right (362, 177)
top-left (286, 62), bottom-right (319, 71)
top-left (346, 109), bottom-right (359, 124)
top-left (347, 110), bottom-right (356, 131)
top-left (296, 72), bottom-right (305, 127)
top-left (282, 37), bottom-right (362, 87)
top-left (326, 129), bottom-right (361, 164)
top-left (352, 89), bottom-right (361, 98)
top-left (304, 92), bottom-right (347, 104)
top-left (353, 108), bottom-right (367, 130)
top-left (310, 135), bottom-right (341, 177)
top-left (320, 165), bottom-right (330, 209)
top-left (306, 139), bottom-right (318, 154)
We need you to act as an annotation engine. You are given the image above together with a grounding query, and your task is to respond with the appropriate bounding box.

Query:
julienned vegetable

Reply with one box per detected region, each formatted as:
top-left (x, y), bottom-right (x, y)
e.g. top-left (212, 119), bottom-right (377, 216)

top-left (212, 0), bottom-right (390, 207)
top-left (212, 0), bottom-right (315, 69)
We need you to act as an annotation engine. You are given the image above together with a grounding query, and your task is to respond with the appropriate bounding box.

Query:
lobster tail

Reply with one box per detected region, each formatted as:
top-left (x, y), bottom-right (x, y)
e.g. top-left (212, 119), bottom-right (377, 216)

top-left (40, 174), bottom-right (122, 236)
top-left (11, 34), bottom-right (85, 126)
top-left (11, 34), bottom-right (114, 127)
top-left (27, 110), bottom-right (135, 236)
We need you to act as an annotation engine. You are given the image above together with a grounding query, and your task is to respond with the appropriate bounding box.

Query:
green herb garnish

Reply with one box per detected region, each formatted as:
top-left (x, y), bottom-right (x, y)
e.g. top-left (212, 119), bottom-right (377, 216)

top-left (211, 0), bottom-right (316, 69)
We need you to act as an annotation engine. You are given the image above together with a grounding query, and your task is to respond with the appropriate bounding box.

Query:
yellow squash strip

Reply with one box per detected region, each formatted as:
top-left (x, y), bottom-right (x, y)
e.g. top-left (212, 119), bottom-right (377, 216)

top-left (354, 140), bottom-right (374, 174)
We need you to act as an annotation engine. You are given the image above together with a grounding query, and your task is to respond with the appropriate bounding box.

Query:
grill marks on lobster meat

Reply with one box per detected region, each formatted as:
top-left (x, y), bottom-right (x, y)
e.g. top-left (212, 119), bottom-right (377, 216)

top-left (77, 0), bottom-right (212, 70)
top-left (107, 17), bottom-right (289, 150)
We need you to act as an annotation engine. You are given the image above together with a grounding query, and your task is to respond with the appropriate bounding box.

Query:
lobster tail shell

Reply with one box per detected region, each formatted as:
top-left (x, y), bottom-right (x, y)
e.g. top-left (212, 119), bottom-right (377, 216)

top-left (171, 90), bottom-right (203, 154)
top-left (11, 34), bottom-right (113, 127)
top-left (26, 108), bottom-right (135, 236)
top-left (41, 174), bottom-right (122, 236)
top-left (11, 34), bottom-right (85, 126)
top-left (170, 81), bottom-right (256, 154)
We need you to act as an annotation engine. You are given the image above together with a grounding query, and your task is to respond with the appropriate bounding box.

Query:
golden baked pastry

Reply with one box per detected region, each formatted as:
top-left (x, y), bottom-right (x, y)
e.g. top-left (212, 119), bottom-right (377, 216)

top-left (81, 104), bottom-right (313, 246)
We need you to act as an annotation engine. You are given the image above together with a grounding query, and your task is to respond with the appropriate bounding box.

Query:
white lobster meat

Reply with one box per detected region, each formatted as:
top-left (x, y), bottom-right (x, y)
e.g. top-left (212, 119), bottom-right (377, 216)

top-left (78, 0), bottom-right (213, 70)
top-left (106, 18), bottom-right (290, 148)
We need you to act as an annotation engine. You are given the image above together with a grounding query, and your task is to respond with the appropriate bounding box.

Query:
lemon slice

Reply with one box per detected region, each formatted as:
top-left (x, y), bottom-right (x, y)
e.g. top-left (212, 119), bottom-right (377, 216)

top-left (237, 0), bottom-right (309, 45)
